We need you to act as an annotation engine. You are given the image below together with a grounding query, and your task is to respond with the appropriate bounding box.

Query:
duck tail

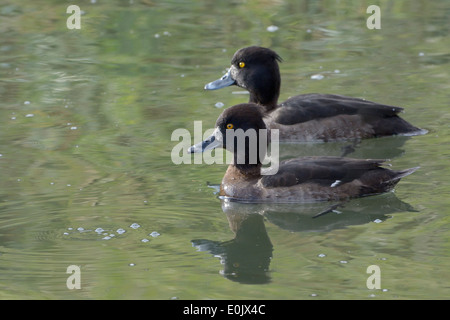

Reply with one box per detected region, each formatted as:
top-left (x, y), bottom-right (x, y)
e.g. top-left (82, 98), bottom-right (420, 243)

top-left (390, 166), bottom-right (420, 182)
top-left (359, 166), bottom-right (420, 196)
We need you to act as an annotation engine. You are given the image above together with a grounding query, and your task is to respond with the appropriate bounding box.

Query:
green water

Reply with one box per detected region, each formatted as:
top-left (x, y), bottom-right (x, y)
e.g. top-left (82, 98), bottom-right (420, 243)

top-left (0, 0), bottom-right (449, 299)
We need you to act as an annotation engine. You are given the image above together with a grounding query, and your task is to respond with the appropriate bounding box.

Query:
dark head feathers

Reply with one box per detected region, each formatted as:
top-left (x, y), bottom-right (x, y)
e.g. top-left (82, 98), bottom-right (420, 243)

top-left (216, 103), bottom-right (266, 131)
top-left (231, 46), bottom-right (283, 65)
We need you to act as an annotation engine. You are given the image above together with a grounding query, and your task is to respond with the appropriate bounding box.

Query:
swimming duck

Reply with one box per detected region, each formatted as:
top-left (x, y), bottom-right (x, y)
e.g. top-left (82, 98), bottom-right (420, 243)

top-left (188, 103), bottom-right (419, 202)
top-left (205, 46), bottom-right (426, 142)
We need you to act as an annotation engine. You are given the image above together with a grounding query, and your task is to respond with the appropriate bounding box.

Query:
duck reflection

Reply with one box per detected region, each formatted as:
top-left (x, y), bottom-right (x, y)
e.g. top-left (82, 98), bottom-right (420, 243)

top-left (278, 134), bottom-right (412, 160)
top-left (192, 192), bottom-right (415, 284)
top-left (259, 192), bottom-right (416, 232)
top-left (192, 207), bottom-right (273, 284)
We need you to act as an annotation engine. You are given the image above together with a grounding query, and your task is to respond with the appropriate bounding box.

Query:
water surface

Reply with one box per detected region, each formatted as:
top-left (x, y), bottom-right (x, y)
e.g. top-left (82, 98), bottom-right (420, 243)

top-left (0, 0), bottom-right (449, 299)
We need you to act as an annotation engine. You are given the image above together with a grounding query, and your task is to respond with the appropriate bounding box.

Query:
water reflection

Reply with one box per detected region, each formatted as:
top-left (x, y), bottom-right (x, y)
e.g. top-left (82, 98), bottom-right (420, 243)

top-left (278, 135), bottom-right (413, 160)
top-left (192, 206), bottom-right (273, 284)
top-left (260, 193), bottom-right (416, 232)
top-left (192, 193), bottom-right (415, 284)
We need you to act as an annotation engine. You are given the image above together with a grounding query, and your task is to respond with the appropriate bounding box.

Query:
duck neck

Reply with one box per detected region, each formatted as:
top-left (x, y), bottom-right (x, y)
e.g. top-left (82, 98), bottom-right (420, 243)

top-left (231, 152), bottom-right (262, 178)
top-left (248, 68), bottom-right (281, 113)
top-left (229, 162), bottom-right (262, 179)
top-left (249, 93), bottom-right (279, 113)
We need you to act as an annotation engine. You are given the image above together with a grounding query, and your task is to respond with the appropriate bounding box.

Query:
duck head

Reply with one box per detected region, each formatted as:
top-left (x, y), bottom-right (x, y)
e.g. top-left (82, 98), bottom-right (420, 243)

top-left (188, 103), bottom-right (269, 172)
top-left (205, 46), bottom-right (282, 111)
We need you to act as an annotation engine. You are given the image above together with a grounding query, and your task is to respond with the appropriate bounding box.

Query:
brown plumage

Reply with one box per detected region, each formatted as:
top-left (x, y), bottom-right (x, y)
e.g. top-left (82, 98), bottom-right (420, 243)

top-left (189, 103), bottom-right (419, 203)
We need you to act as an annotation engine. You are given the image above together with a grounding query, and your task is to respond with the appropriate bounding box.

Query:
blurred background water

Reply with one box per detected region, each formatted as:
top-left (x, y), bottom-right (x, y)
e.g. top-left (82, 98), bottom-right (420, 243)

top-left (0, 0), bottom-right (449, 299)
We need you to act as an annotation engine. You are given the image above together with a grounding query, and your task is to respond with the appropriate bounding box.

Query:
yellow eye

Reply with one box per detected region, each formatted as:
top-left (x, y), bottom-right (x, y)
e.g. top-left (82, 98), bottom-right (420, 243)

top-left (239, 62), bottom-right (245, 68)
top-left (226, 123), bottom-right (234, 129)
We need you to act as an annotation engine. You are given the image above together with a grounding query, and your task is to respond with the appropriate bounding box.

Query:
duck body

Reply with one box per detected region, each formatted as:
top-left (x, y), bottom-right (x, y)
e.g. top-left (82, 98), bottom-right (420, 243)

top-left (189, 103), bottom-right (419, 203)
top-left (220, 155), bottom-right (417, 203)
top-left (268, 93), bottom-right (422, 142)
top-left (205, 46), bottom-right (426, 142)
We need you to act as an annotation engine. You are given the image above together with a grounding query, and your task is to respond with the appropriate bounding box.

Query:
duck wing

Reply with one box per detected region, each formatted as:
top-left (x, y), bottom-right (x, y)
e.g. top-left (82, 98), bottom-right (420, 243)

top-left (276, 94), bottom-right (403, 125)
top-left (261, 156), bottom-right (418, 197)
top-left (261, 156), bottom-right (382, 187)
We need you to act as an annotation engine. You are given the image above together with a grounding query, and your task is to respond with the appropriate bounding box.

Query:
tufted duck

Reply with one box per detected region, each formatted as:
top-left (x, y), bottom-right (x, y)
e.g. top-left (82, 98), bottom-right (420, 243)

top-left (205, 46), bottom-right (426, 142)
top-left (189, 103), bottom-right (419, 202)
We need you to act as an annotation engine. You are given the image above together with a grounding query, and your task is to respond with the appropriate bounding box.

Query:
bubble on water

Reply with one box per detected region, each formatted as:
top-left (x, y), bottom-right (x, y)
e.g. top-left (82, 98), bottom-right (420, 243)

top-left (77, 227), bottom-right (85, 231)
top-left (267, 25), bottom-right (279, 32)
top-left (24, 101), bottom-right (31, 105)
top-left (141, 238), bottom-right (150, 243)
top-left (339, 260), bottom-right (348, 264)
top-left (70, 126), bottom-right (78, 130)
top-left (418, 52), bottom-right (425, 56)
top-left (130, 223), bottom-right (140, 229)
top-left (150, 231), bottom-right (160, 238)
top-left (116, 228), bottom-right (126, 234)
top-left (215, 102), bottom-right (224, 108)
top-left (129, 263), bottom-right (136, 266)
top-left (311, 74), bottom-right (324, 80)
top-left (102, 236), bottom-right (112, 240)
top-left (25, 113), bottom-right (34, 118)
top-left (373, 219), bottom-right (383, 223)
top-left (317, 253), bottom-right (326, 258)
top-left (95, 228), bottom-right (105, 233)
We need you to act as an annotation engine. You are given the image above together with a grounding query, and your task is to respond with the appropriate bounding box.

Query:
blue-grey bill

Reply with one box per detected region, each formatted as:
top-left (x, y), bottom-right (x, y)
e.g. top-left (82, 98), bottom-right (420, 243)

top-left (204, 69), bottom-right (236, 90)
top-left (188, 128), bottom-right (223, 153)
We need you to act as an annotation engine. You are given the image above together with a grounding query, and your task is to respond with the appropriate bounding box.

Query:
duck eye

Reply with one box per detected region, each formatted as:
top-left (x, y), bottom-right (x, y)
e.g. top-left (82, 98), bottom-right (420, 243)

top-left (238, 62), bottom-right (245, 68)
top-left (226, 123), bottom-right (234, 129)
